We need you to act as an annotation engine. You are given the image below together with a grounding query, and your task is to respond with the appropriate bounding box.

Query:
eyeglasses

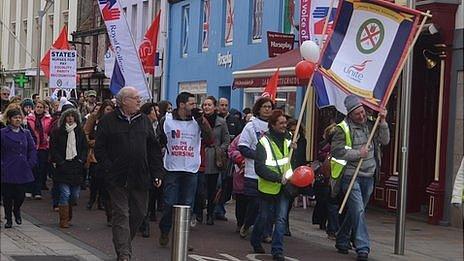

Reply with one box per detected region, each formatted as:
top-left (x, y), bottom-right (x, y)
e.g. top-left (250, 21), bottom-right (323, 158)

top-left (127, 96), bottom-right (141, 101)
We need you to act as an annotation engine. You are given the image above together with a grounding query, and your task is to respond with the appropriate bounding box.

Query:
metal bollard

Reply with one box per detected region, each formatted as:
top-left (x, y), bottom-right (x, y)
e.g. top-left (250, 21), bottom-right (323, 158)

top-left (171, 205), bottom-right (191, 261)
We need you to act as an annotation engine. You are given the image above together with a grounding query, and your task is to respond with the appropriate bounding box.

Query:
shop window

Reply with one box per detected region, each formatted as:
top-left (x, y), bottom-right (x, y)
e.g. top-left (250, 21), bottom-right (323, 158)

top-left (179, 81), bottom-right (207, 105)
top-left (251, 0), bottom-right (263, 43)
top-left (243, 87), bottom-right (297, 117)
top-left (200, 0), bottom-right (210, 52)
top-left (181, 5), bottom-right (190, 57)
top-left (224, 0), bottom-right (234, 46)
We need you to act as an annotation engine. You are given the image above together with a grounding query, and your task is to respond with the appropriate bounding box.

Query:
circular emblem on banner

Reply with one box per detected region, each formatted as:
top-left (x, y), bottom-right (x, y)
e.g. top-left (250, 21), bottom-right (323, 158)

top-left (356, 18), bottom-right (384, 54)
top-left (56, 79), bottom-right (63, 87)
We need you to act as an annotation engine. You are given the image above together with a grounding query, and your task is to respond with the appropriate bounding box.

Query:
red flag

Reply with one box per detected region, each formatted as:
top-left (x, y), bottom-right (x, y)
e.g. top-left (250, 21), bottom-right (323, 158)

top-left (40, 26), bottom-right (70, 78)
top-left (262, 68), bottom-right (280, 102)
top-left (139, 11), bottom-right (161, 75)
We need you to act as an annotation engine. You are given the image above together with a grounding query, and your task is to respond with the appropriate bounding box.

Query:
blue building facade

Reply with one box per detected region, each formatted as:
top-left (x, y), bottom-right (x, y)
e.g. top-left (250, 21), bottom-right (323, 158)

top-left (164, 0), bottom-right (303, 115)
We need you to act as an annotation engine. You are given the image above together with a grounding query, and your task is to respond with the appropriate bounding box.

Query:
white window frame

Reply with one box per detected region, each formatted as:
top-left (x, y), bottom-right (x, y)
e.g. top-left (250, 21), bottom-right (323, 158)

top-left (181, 5), bottom-right (190, 57)
top-left (251, 0), bottom-right (263, 43)
top-left (201, 0), bottom-right (210, 52)
top-left (224, 0), bottom-right (234, 46)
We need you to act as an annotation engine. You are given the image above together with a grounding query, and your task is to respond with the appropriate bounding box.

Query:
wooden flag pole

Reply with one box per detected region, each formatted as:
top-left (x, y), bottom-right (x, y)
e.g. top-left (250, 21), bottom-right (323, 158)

top-left (338, 10), bottom-right (431, 214)
top-left (288, 0), bottom-right (335, 161)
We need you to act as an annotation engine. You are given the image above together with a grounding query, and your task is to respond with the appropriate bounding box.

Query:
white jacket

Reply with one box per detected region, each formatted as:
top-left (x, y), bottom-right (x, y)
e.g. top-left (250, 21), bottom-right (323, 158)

top-left (451, 158), bottom-right (464, 204)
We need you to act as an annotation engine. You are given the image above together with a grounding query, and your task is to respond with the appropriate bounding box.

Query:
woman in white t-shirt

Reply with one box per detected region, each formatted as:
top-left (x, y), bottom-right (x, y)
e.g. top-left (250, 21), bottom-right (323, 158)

top-left (237, 97), bottom-right (274, 238)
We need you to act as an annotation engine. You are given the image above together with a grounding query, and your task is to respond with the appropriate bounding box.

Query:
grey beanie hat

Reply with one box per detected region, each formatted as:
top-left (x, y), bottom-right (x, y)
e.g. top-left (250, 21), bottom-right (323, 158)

top-left (344, 95), bottom-right (363, 114)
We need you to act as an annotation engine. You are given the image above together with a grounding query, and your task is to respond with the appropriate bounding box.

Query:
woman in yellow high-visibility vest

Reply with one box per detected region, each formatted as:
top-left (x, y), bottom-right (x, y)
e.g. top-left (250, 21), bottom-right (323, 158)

top-left (250, 109), bottom-right (294, 261)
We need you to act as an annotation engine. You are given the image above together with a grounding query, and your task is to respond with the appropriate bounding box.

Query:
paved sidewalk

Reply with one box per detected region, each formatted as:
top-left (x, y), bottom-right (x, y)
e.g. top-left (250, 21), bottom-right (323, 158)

top-left (285, 202), bottom-right (463, 261)
top-left (0, 207), bottom-right (104, 261)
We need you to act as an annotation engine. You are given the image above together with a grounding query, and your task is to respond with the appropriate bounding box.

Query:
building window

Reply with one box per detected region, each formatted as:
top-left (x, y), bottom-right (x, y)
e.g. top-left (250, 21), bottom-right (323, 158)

top-left (251, 0), bottom-right (263, 42)
top-left (22, 19), bottom-right (27, 34)
top-left (179, 81), bottom-right (207, 105)
top-left (224, 0), bottom-right (234, 46)
top-left (131, 4), bottom-right (138, 39)
top-left (181, 5), bottom-right (190, 57)
top-left (62, 10), bottom-right (69, 28)
top-left (243, 87), bottom-right (297, 117)
top-left (200, 0), bottom-right (210, 52)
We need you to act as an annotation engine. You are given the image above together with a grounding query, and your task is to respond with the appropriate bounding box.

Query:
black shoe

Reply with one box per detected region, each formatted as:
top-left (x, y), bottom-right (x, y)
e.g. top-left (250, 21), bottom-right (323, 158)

top-left (206, 216), bottom-right (214, 225)
top-left (142, 228), bottom-right (150, 238)
top-left (357, 252), bottom-right (368, 261)
top-left (86, 202), bottom-right (93, 210)
top-left (196, 214), bottom-right (203, 224)
top-left (272, 253), bottom-right (285, 261)
top-left (337, 248), bottom-right (349, 254)
top-left (215, 215), bottom-right (228, 221)
top-left (4, 220), bottom-right (12, 228)
top-left (253, 245), bottom-right (265, 254)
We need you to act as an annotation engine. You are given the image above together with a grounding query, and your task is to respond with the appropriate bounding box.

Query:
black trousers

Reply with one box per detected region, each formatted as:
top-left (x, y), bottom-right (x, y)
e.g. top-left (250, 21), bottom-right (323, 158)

top-left (2, 183), bottom-right (27, 220)
top-left (194, 173), bottom-right (219, 218)
top-left (235, 193), bottom-right (247, 227)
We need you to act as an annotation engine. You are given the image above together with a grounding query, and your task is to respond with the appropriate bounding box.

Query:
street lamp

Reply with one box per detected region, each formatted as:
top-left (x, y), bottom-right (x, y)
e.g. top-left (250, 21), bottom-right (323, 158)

top-left (35, 0), bottom-right (54, 98)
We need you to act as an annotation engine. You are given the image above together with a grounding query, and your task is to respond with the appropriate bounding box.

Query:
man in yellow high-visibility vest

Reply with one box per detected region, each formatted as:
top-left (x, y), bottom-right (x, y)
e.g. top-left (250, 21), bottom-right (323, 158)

top-left (331, 95), bottom-right (390, 261)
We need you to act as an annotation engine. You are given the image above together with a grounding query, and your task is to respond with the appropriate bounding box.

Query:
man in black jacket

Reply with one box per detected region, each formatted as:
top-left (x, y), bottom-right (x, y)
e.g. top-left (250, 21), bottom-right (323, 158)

top-left (95, 87), bottom-right (164, 261)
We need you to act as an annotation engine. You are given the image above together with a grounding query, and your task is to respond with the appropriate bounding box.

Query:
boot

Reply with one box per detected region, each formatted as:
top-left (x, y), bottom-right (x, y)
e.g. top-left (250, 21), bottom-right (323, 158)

top-left (59, 205), bottom-right (70, 228)
top-left (13, 210), bottom-right (22, 225)
top-left (68, 205), bottom-right (73, 224)
top-left (97, 196), bottom-right (105, 210)
top-left (104, 198), bottom-right (112, 227)
top-left (142, 218), bottom-right (150, 238)
top-left (4, 201), bottom-right (13, 228)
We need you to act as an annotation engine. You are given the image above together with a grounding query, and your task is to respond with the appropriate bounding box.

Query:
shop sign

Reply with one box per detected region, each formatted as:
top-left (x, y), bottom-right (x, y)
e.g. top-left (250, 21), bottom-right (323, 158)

top-left (267, 31), bottom-right (295, 57)
top-left (217, 52), bottom-right (233, 68)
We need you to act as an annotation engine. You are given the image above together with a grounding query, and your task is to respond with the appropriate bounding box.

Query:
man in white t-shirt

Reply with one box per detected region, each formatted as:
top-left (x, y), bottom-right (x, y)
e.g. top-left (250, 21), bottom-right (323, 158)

top-left (157, 92), bottom-right (213, 247)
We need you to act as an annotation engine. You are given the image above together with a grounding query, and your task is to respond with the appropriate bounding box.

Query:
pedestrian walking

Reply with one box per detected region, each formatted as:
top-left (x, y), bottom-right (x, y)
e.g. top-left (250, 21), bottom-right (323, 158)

top-left (49, 108), bottom-right (88, 228)
top-left (26, 100), bottom-right (53, 199)
top-left (138, 102), bottom-right (160, 237)
top-left (1, 108), bottom-right (37, 228)
top-left (94, 87), bottom-right (164, 261)
top-left (237, 97), bottom-right (273, 238)
top-left (84, 100), bottom-right (113, 212)
top-left (332, 95), bottom-right (389, 261)
top-left (157, 92), bottom-right (212, 246)
top-left (193, 96), bottom-right (230, 225)
top-left (250, 109), bottom-right (294, 261)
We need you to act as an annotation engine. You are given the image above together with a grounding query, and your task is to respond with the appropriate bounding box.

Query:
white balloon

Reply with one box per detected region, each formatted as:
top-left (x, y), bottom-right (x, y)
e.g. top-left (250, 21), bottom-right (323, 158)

top-left (300, 40), bottom-right (320, 63)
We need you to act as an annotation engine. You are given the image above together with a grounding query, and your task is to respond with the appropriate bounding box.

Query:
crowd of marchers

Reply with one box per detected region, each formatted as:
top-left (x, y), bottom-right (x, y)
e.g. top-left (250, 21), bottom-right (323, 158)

top-left (1, 84), bottom-right (394, 261)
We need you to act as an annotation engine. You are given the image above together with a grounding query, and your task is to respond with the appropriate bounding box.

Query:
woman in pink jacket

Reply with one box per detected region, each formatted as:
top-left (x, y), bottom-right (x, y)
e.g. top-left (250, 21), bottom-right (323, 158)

top-left (26, 100), bottom-right (53, 199)
top-left (228, 134), bottom-right (247, 234)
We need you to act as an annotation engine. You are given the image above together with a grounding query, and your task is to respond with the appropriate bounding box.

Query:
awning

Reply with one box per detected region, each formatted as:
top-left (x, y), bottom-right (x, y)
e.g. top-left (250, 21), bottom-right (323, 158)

top-left (232, 49), bottom-right (308, 88)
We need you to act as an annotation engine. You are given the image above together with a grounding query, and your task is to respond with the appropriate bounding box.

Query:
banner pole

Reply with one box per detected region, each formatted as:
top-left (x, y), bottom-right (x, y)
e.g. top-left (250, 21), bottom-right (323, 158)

top-left (338, 11), bottom-right (431, 215)
top-left (288, 0), bottom-right (335, 160)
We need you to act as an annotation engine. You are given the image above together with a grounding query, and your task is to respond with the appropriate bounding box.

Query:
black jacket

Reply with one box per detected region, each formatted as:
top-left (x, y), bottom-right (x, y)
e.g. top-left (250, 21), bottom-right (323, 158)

top-left (50, 109), bottom-right (88, 185)
top-left (94, 108), bottom-right (164, 189)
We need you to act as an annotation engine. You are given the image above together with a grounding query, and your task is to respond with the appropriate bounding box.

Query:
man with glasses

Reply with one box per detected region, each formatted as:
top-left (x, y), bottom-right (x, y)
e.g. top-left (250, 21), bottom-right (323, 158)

top-left (1, 86), bottom-right (11, 113)
top-left (95, 87), bottom-right (164, 261)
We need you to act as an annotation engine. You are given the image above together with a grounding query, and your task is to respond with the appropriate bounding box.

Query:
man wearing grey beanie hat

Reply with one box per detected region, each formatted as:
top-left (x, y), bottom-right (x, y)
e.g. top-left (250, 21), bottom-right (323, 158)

top-left (330, 94), bottom-right (390, 261)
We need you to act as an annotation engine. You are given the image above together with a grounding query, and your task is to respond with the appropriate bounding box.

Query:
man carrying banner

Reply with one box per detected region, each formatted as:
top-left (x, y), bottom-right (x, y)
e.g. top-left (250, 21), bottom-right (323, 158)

top-left (331, 95), bottom-right (389, 260)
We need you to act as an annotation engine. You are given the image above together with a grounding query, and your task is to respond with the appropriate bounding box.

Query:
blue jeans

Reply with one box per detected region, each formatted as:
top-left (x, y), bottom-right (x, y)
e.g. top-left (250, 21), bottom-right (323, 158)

top-left (250, 193), bottom-right (290, 256)
top-left (57, 183), bottom-right (80, 206)
top-left (159, 171), bottom-right (198, 234)
top-left (327, 198), bottom-right (340, 234)
top-left (336, 175), bottom-right (374, 254)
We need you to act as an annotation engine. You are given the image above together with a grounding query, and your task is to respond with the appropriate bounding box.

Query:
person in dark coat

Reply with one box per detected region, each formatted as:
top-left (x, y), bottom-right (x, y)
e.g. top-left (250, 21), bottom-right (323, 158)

top-left (50, 108), bottom-right (88, 228)
top-left (94, 87), bottom-right (164, 261)
top-left (1, 108), bottom-right (37, 228)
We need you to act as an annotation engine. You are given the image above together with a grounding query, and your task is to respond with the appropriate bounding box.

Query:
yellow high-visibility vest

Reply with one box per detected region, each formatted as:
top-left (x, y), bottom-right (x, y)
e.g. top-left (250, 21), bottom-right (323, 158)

top-left (331, 120), bottom-right (352, 180)
top-left (258, 136), bottom-right (293, 195)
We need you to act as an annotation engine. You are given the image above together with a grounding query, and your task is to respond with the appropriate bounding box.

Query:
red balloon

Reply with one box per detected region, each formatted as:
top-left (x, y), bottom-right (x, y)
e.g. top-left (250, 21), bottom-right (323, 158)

top-left (291, 166), bottom-right (315, 187)
top-left (295, 60), bottom-right (315, 80)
